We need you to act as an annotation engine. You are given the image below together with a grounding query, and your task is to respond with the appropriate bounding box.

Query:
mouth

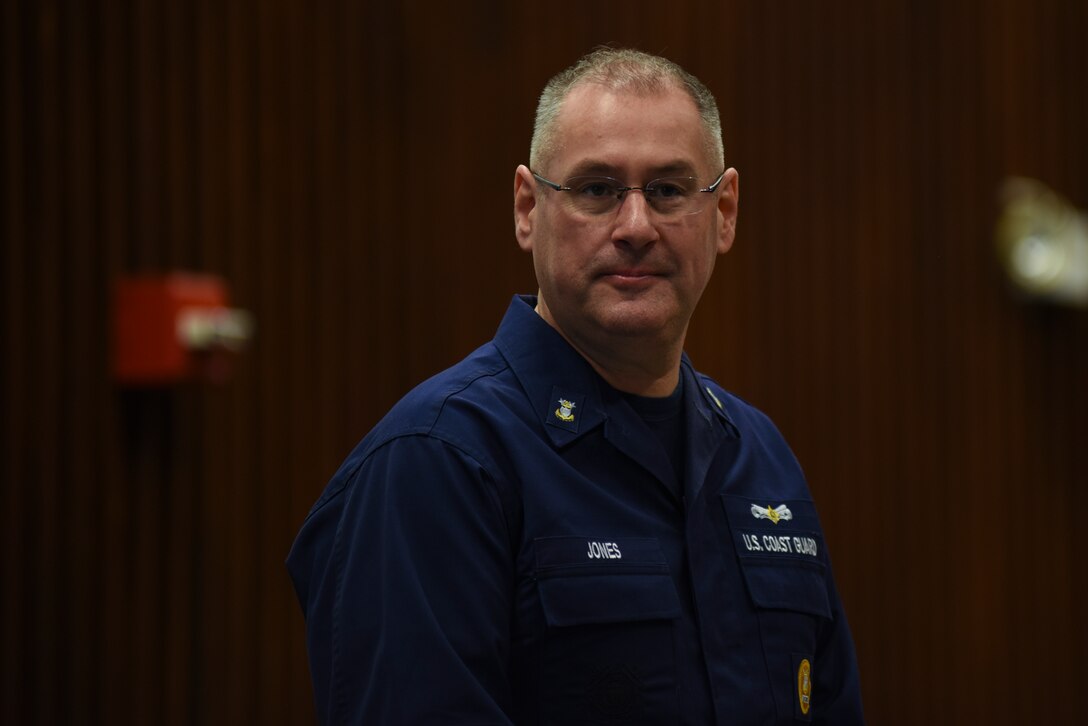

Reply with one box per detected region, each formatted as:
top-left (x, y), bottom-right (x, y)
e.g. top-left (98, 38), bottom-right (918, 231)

top-left (598, 268), bottom-right (664, 288)
top-left (599, 266), bottom-right (661, 279)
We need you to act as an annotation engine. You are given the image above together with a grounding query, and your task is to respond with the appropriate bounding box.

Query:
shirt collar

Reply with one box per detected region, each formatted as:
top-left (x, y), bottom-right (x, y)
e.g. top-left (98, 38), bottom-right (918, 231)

top-left (680, 355), bottom-right (740, 437)
top-left (493, 295), bottom-right (607, 448)
top-left (493, 295), bottom-right (738, 447)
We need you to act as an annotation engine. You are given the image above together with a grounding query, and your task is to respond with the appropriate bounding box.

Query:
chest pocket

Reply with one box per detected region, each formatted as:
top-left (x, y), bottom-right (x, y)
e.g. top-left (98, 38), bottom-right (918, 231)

top-left (721, 495), bottom-right (831, 617)
top-left (534, 536), bottom-right (681, 626)
top-left (721, 495), bottom-right (831, 722)
top-left (530, 536), bottom-right (681, 725)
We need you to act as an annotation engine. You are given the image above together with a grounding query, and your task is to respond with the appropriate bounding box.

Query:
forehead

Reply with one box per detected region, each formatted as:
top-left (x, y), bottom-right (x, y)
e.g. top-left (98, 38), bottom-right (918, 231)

top-left (550, 82), bottom-right (711, 176)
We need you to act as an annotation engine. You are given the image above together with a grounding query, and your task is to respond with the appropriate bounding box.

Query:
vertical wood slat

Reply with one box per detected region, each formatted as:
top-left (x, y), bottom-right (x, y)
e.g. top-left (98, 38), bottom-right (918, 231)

top-left (63, 0), bottom-right (99, 721)
top-left (95, 0), bottom-right (131, 723)
top-left (192, 2), bottom-right (222, 717)
top-left (2, 1), bottom-right (28, 724)
top-left (129, 5), bottom-right (166, 723)
top-left (32, 1), bottom-right (63, 723)
top-left (258, 0), bottom-right (299, 721)
top-left (160, 4), bottom-right (197, 723)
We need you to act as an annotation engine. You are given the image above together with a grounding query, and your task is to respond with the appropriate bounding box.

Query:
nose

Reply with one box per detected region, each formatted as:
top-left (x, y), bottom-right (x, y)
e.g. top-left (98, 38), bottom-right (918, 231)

top-left (611, 190), bottom-right (659, 249)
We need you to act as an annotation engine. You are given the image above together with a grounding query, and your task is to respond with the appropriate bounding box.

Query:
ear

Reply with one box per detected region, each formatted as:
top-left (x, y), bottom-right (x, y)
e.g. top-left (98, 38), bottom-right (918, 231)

top-left (716, 167), bottom-right (739, 255)
top-left (514, 165), bottom-right (537, 252)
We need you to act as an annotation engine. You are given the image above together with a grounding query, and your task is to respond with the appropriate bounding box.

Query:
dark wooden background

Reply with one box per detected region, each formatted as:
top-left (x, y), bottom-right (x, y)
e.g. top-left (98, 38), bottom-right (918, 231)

top-left (4, 0), bottom-right (1087, 723)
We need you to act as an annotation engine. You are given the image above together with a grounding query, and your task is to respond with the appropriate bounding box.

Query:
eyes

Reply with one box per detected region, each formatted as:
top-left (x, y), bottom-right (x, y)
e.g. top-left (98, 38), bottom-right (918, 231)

top-left (570, 177), bottom-right (696, 201)
top-left (530, 169), bottom-right (725, 218)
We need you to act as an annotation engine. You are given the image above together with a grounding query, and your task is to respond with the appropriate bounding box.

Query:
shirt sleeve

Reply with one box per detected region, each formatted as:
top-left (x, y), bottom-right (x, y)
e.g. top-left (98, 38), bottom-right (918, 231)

top-left (287, 434), bottom-right (515, 725)
top-left (813, 558), bottom-right (866, 725)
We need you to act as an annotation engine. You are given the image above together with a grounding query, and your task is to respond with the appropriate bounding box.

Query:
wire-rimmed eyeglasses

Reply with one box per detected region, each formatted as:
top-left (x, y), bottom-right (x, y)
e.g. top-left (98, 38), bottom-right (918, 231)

top-left (531, 169), bottom-right (727, 218)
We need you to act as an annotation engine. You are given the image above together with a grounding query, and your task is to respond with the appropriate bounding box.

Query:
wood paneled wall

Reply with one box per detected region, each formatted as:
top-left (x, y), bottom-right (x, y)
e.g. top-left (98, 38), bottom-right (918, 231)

top-left (4, 1), bottom-right (1086, 723)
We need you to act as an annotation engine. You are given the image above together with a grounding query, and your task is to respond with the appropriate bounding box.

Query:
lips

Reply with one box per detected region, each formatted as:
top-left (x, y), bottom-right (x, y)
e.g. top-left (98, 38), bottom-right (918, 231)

top-left (597, 268), bottom-right (666, 292)
top-left (598, 267), bottom-right (662, 279)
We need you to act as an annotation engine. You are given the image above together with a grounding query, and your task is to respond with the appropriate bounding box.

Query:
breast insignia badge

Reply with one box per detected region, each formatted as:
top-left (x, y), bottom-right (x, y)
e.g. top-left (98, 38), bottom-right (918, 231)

top-left (797, 658), bottom-right (812, 716)
top-left (751, 503), bottom-right (793, 524)
top-left (555, 398), bottom-right (576, 422)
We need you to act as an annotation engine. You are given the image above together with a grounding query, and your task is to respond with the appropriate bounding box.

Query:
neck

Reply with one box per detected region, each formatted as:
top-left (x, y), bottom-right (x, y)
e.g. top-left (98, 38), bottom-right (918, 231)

top-left (592, 359), bottom-right (682, 398)
top-left (535, 303), bottom-right (685, 398)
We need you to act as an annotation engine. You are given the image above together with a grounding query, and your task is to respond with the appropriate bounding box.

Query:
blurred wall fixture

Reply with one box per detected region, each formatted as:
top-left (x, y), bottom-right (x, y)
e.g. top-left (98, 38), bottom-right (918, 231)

top-left (996, 177), bottom-right (1088, 307)
top-left (112, 272), bottom-right (254, 385)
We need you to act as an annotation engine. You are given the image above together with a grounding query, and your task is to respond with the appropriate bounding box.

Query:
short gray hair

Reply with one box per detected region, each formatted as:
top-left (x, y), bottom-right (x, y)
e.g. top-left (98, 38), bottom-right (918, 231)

top-left (529, 47), bottom-right (724, 172)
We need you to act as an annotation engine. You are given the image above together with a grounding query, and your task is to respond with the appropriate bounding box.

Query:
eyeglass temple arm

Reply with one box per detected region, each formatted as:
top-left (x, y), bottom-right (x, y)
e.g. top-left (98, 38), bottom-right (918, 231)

top-left (531, 171), bottom-right (567, 192)
top-left (701, 169), bottom-right (728, 193)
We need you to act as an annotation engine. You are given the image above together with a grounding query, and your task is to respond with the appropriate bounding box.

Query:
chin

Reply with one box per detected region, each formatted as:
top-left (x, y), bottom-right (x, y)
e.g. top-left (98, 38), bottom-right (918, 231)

top-left (594, 305), bottom-right (679, 339)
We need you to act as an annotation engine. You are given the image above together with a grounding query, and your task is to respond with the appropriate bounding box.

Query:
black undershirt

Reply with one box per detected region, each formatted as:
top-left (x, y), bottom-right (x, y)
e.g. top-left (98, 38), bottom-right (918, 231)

top-left (620, 381), bottom-right (686, 486)
top-left (620, 382), bottom-right (714, 725)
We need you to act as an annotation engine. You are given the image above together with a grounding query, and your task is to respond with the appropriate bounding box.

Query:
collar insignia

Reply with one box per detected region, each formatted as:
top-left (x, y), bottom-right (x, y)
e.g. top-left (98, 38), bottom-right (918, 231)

top-left (705, 386), bottom-right (724, 410)
top-left (751, 503), bottom-right (793, 524)
top-left (546, 387), bottom-right (583, 433)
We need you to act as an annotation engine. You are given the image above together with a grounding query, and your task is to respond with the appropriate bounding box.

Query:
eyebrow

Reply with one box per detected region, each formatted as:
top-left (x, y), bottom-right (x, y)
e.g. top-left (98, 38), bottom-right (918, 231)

top-left (564, 159), bottom-right (700, 179)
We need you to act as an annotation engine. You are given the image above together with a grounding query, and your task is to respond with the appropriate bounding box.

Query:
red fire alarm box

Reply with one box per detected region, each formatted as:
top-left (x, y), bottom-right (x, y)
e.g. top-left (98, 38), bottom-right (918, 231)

top-left (112, 273), bottom-right (252, 385)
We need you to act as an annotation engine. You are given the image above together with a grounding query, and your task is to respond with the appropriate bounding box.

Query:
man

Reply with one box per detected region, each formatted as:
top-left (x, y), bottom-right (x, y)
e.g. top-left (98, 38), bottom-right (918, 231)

top-left (288, 47), bottom-right (864, 724)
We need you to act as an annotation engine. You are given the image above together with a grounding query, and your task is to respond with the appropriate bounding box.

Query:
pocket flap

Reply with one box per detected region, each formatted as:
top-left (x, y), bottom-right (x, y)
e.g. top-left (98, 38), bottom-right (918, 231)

top-left (534, 536), bottom-right (681, 627)
top-left (739, 560), bottom-right (831, 618)
top-left (537, 572), bottom-right (682, 627)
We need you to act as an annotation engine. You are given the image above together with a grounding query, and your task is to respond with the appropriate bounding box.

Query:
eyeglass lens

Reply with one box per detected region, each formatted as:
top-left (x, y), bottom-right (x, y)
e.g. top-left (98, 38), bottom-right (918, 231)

top-left (561, 176), bottom-right (711, 217)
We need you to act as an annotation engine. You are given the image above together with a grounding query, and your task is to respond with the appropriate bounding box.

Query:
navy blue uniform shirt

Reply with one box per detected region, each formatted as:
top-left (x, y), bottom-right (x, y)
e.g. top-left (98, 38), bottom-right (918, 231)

top-left (287, 295), bottom-right (864, 724)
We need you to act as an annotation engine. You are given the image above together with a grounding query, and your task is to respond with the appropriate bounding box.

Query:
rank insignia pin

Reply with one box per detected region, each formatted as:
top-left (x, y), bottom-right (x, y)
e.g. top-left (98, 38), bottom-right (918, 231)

top-left (705, 386), bottom-right (724, 409)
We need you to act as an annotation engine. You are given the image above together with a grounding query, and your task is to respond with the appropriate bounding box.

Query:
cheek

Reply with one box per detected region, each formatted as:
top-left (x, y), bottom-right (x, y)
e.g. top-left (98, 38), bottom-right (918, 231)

top-left (535, 218), bottom-right (595, 275)
top-left (530, 232), bottom-right (574, 295)
top-left (681, 238), bottom-right (722, 294)
top-left (535, 244), bottom-right (581, 298)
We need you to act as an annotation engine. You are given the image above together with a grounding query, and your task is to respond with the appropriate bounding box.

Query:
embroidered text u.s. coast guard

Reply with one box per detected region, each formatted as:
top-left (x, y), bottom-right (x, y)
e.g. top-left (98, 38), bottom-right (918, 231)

top-left (740, 533), bottom-right (819, 557)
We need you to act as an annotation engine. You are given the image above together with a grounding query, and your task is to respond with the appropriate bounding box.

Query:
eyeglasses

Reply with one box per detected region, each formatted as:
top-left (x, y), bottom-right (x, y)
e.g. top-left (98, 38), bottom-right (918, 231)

top-left (532, 169), bottom-right (726, 218)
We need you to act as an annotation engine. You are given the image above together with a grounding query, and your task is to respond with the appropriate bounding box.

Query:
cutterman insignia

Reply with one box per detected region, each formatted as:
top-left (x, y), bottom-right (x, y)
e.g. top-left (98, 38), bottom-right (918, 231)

top-left (751, 503), bottom-right (793, 524)
top-left (555, 399), bottom-right (576, 422)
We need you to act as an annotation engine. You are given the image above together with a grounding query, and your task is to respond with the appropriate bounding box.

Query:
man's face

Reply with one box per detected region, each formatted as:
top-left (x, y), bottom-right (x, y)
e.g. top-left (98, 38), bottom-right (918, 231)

top-left (514, 82), bottom-right (739, 355)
